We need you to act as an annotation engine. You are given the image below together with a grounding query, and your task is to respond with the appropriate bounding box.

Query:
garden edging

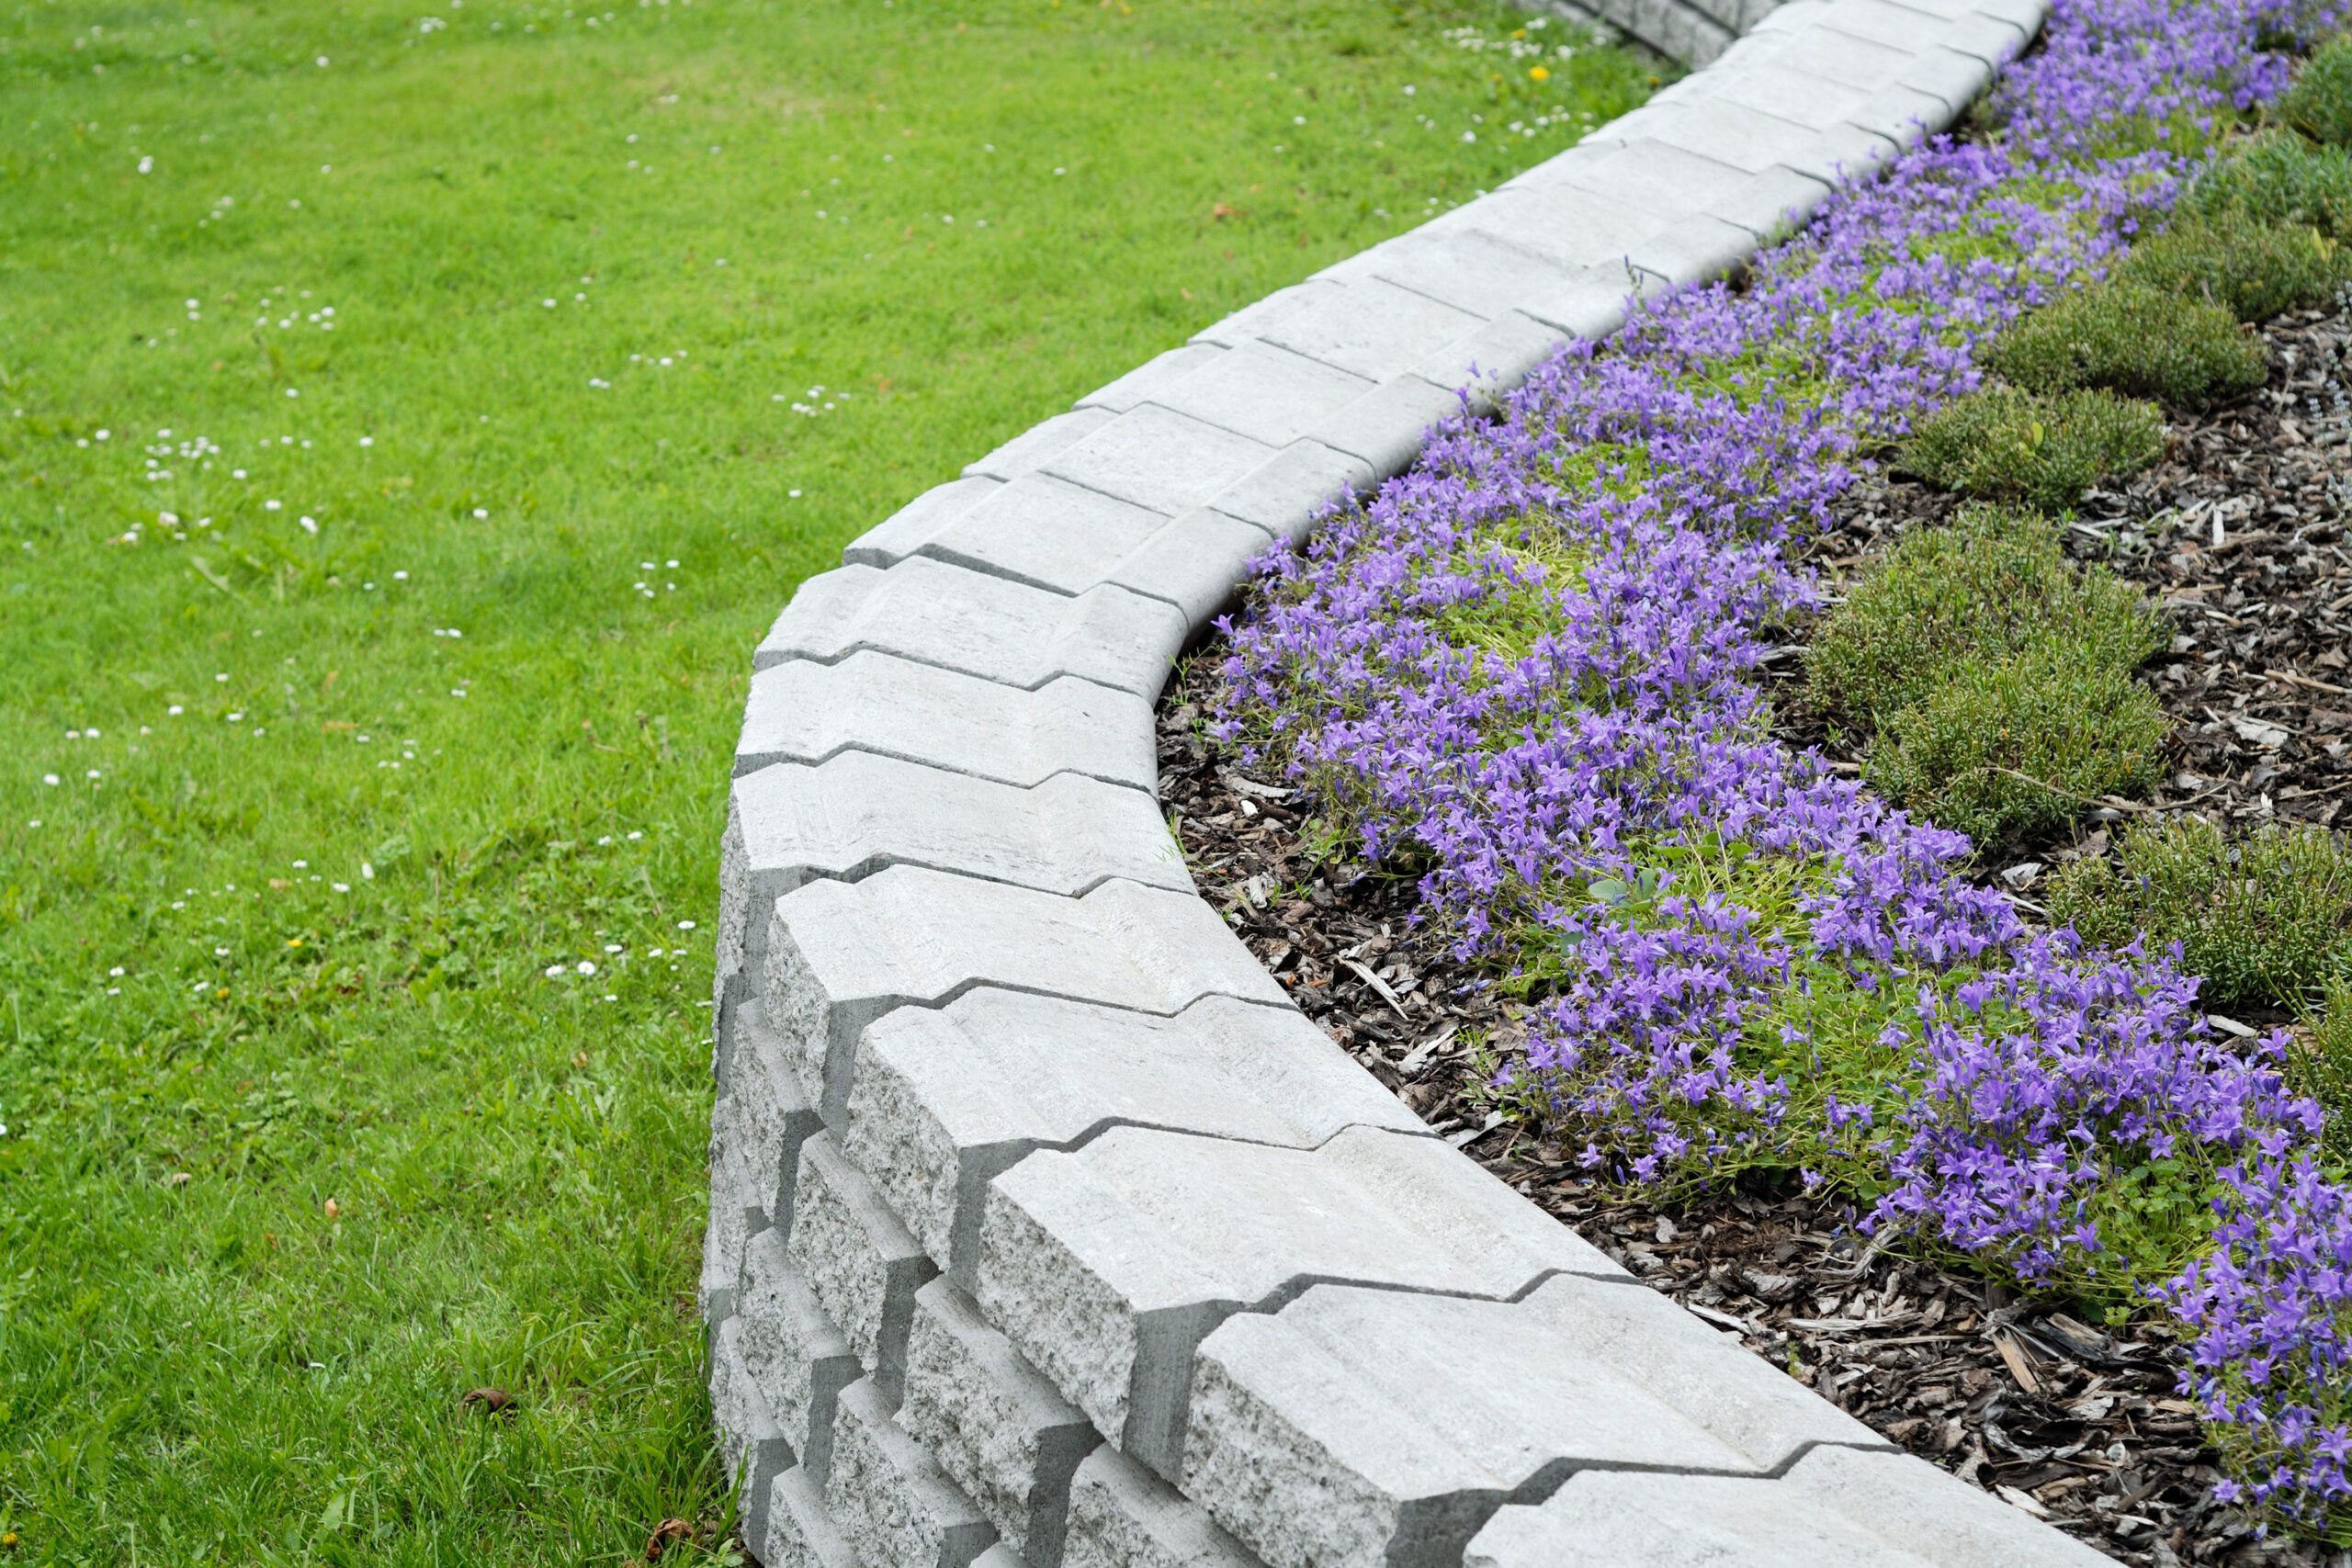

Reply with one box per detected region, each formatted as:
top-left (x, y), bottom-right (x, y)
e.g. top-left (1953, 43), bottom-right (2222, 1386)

top-left (704, 4), bottom-right (2112, 1565)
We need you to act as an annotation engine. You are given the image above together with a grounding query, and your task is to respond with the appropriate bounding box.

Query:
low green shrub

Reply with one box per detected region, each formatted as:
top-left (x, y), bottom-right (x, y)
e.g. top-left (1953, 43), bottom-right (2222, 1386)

top-left (2188, 131), bottom-right (2352, 240)
top-left (1985, 281), bottom-right (2269, 408)
top-left (1809, 505), bottom-right (2165, 728)
top-left (1864, 650), bottom-right (2167, 847)
top-left (2046, 816), bottom-right (2352, 1010)
top-left (2292, 976), bottom-right (2352, 1169)
top-left (1901, 386), bottom-right (2166, 508)
top-left (2278, 31), bottom-right (2352, 147)
top-left (2116, 210), bottom-right (2348, 322)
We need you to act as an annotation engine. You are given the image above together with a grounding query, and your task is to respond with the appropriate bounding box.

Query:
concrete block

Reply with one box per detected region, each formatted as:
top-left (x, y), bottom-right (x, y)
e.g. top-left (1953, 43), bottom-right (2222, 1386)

top-left (1773, 120), bottom-right (1903, 189)
top-left (1411, 312), bottom-right (1574, 415)
top-left (1626, 97), bottom-right (1838, 175)
top-left (1064, 1447), bottom-right (1261, 1568)
top-left (845, 476), bottom-right (1004, 570)
top-left (1842, 82), bottom-right (1958, 147)
top-left (1102, 509), bottom-right (1273, 637)
top-left (1183, 1274), bottom-right (1879, 1568)
top-left (1547, 137), bottom-right (1753, 220)
top-left (1142, 342), bottom-right (1374, 449)
top-left (1819, 0), bottom-right (1966, 55)
top-left (1042, 406), bottom-right (1281, 517)
top-left (965, 408), bottom-right (1117, 484)
top-left (712, 1314), bottom-right (796, 1550)
top-left (764, 1465), bottom-right (864, 1568)
top-left (1190, 281), bottom-right (1343, 351)
top-left (842, 988), bottom-right (1424, 1290)
top-left (1898, 42), bottom-right (1997, 111)
top-left (1629, 213), bottom-right (1763, 288)
top-left (1254, 279), bottom-right (1484, 383)
top-left (1308, 377), bottom-right (1468, 480)
top-left (922, 473), bottom-right (1173, 598)
top-left (1448, 184), bottom-right (1678, 276)
top-left (724, 995), bottom-right (827, 1231)
top-left (1204, 442), bottom-right (1374, 547)
top-left (1516, 265), bottom-right (1657, 342)
top-left (1929, 10), bottom-right (2030, 63)
top-left (1707, 164), bottom-right (1836, 243)
top-left (752, 558), bottom-right (1186, 697)
top-left (1743, 18), bottom-right (1919, 87)
top-left (763, 868), bottom-right (1289, 1122)
top-left (1965, 0), bottom-right (2048, 35)
top-left (1363, 226), bottom-right (1582, 321)
top-left (976, 1125), bottom-right (1620, 1480)
top-left (1708, 59), bottom-right (1878, 128)
top-left (740, 1226), bottom-right (863, 1484)
top-left (735, 653), bottom-right (1157, 794)
top-left (826, 1378), bottom-right (1000, 1568)
top-left (903, 1278), bottom-right (1099, 1562)
top-left (787, 1133), bottom-right (940, 1399)
top-left (705, 1097), bottom-right (761, 1319)
top-left (1079, 343), bottom-right (1228, 415)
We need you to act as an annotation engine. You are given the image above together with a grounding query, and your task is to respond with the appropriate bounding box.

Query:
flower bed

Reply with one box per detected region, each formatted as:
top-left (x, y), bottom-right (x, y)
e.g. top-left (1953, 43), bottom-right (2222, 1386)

top-left (1216, 0), bottom-right (2352, 1535)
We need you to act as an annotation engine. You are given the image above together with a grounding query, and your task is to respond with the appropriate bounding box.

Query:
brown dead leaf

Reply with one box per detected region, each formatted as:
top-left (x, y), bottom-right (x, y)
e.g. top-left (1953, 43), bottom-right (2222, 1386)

top-left (322, 1197), bottom-right (342, 1219)
top-left (1211, 201), bottom-right (1236, 220)
top-left (644, 1518), bottom-right (693, 1560)
top-left (460, 1386), bottom-right (515, 1416)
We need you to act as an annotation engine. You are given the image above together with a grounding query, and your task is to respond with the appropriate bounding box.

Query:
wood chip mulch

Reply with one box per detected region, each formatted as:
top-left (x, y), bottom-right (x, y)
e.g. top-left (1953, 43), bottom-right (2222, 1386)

top-left (1155, 298), bottom-right (2352, 1565)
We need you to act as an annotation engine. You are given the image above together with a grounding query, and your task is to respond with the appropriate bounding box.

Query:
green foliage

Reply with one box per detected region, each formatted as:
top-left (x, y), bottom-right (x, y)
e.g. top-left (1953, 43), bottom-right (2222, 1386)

top-left (2278, 30), bottom-right (2352, 147)
top-left (1986, 282), bottom-right (2270, 408)
top-left (1808, 506), bottom-right (2165, 728)
top-left (2046, 817), bottom-right (2352, 1010)
top-left (2188, 131), bottom-right (2352, 240)
top-left (2117, 210), bottom-right (2350, 321)
top-left (1901, 386), bottom-right (2167, 508)
top-left (2293, 976), bottom-right (2352, 1169)
top-left (1864, 651), bottom-right (2168, 846)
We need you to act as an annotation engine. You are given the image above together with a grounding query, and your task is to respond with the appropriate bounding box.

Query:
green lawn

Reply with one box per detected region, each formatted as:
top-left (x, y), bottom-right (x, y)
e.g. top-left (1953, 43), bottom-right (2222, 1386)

top-left (0, 2), bottom-right (1656, 1560)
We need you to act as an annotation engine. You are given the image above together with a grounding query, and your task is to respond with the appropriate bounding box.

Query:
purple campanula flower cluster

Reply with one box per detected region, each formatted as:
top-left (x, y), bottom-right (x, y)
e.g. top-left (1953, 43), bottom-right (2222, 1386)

top-left (1216, 0), bottom-right (2352, 1526)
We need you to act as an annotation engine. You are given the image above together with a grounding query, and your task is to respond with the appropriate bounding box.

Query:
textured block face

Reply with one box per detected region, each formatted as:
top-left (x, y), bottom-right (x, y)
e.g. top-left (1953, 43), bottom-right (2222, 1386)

top-left (1411, 313), bottom-right (1575, 413)
top-left (1707, 164), bottom-right (1836, 241)
top-left (726, 997), bottom-right (826, 1229)
top-left (844, 475), bottom-right (1004, 570)
top-left (1253, 279), bottom-right (1484, 383)
top-left (1080, 343), bottom-right (1229, 415)
top-left (787, 1134), bottom-right (940, 1397)
top-left (736, 653), bottom-right (1158, 793)
top-left (1066, 1447), bottom-right (1262, 1568)
top-left (1141, 343), bottom-right (1374, 450)
top-left (902, 1279), bottom-right (1099, 1562)
top-left (827, 1379), bottom-right (1001, 1568)
top-left (753, 558), bottom-right (1187, 697)
top-left (923, 473), bottom-right (1174, 598)
top-left (1625, 96), bottom-right (1840, 175)
top-left (1189, 281), bottom-right (1342, 351)
top-left (1043, 406), bottom-right (1282, 517)
top-left (764, 1466), bottom-right (864, 1568)
top-left (1549, 137), bottom-right (1751, 216)
top-left (1308, 377), bottom-right (1469, 480)
top-left (1204, 442), bottom-right (1374, 547)
top-left (739, 1227), bottom-right (862, 1484)
top-left (1630, 212), bottom-right (1767, 287)
top-left (966, 407), bottom-right (1118, 483)
top-left (843, 988), bottom-right (1425, 1289)
top-left (1102, 509), bottom-right (1274, 637)
top-left (1364, 226), bottom-right (1583, 321)
top-left (713, 1315), bottom-right (797, 1551)
top-left (1452, 183), bottom-right (1676, 275)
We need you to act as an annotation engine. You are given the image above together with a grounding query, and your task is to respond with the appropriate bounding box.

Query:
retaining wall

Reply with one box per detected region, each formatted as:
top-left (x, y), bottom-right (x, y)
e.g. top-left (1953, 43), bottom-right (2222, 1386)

top-left (705, 4), bottom-right (2120, 1565)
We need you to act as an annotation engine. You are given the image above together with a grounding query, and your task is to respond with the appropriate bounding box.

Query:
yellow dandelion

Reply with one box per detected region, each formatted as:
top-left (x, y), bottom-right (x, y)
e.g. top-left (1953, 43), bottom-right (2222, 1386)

top-left (1529, 64), bottom-right (1551, 82)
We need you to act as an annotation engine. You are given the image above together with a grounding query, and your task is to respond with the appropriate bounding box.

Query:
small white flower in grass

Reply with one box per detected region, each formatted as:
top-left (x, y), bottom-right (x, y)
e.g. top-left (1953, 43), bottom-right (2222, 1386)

top-left (577, 960), bottom-right (597, 976)
top-left (332, 882), bottom-right (349, 893)
top-left (604, 943), bottom-right (623, 954)
top-left (285, 388), bottom-right (299, 397)
top-left (677, 919), bottom-right (696, 931)
top-left (110, 966), bottom-right (125, 976)
top-left (545, 964), bottom-right (565, 979)
top-left (86, 769), bottom-right (100, 780)
top-left (299, 516), bottom-right (318, 535)
top-left (41, 774), bottom-right (58, 786)
top-left (471, 507), bottom-right (487, 519)
top-left (359, 436), bottom-right (373, 447)
top-left (137, 155), bottom-right (153, 174)
top-left (788, 489), bottom-right (802, 499)
top-left (361, 862), bottom-right (374, 880)
top-left (168, 705), bottom-right (183, 716)
top-left (627, 829), bottom-right (642, 840)
top-left (265, 499), bottom-right (281, 511)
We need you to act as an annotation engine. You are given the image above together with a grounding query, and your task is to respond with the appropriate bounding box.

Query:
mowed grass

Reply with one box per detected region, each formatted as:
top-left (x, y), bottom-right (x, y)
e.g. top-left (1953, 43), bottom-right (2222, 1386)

top-left (0, 1), bottom-right (1657, 1561)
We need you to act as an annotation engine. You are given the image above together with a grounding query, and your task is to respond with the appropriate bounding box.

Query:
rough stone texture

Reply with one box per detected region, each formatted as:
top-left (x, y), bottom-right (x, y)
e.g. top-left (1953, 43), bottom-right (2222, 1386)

top-left (826, 1378), bottom-right (1001, 1568)
top-left (722, 995), bottom-right (827, 1231)
top-left (1042, 405), bottom-right (1282, 517)
top-left (1078, 344), bottom-right (1229, 415)
top-left (1102, 509), bottom-right (1275, 635)
top-left (843, 474), bottom-right (1003, 570)
top-left (739, 1227), bottom-right (863, 1485)
top-left (1065, 1448), bottom-right (1264, 1568)
top-left (705, 1095), bottom-right (761, 1321)
top-left (787, 1133), bottom-right (940, 1400)
top-left (714, 1315), bottom-right (797, 1554)
top-left (1200, 442), bottom-right (1375, 547)
top-left (922, 473), bottom-right (1174, 599)
top-left (965, 407), bottom-right (1117, 484)
top-left (1142, 342), bottom-right (1375, 450)
top-left (765, 1464), bottom-right (865, 1568)
top-left (902, 1278), bottom-right (1100, 1563)
top-left (976, 1127), bottom-right (1623, 1479)
top-left (842, 987), bottom-right (1423, 1292)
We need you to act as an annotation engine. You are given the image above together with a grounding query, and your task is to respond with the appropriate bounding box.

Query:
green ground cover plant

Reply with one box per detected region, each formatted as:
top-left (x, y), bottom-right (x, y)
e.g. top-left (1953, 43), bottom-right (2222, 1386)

top-left (2278, 29), bottom-right (2352, 147)
top-left (1985, 280), bottom-right (2271, 408)
top-left (1899, 385), bottom-right (2166, 506)
top-left (2188, 130), bottom-right (2352, 238)
top-left (2114, 209), bottom-right (2348, 321)
top-left (0, 2), bottom-right (1659, 1561)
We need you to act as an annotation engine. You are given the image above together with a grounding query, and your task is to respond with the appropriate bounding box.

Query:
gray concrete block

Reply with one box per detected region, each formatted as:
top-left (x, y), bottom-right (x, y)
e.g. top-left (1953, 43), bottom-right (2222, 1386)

top-left (1411, 312), bottom-right (1573, 415)
top-left (1448, 185), bottom-right (1679, 276)
top-left (724, 995), bottom-right (827, 1232)
top-left (1142, 342), bottom-right (1375, 450)
top-left (1629, 212), bottom-right (1765, 288)
top-left (965, 408), bottom-right (1118, 484)
top-left (1364, 226), bottom-right (1584, 321)
top-left (1065, 1447), bottom-right (1261, 1568)
top-left (827, 1378), bottom-right (1000, 1568)
top-left (976, 1125), bottom-right (1621, 1480)
top-left (1929, 9), bottom-right (2030, 63)
top-left (705, 1096), bottom-right (761, 1319)
top-left (1516, 265), bottom-right (1658, 342)
top-left (845, 476), bottom-right (1005, 570)
top-left (1626, 97), bottom-right (1841, 175)
top-left (903, 1278), bottom-right (1100, 1563)
top-left (1773, 119), bottom-right (1903, 189)
top-left (1842, 82), bottom-right (1958, 147)
top-left (1254, 279), bottom-right (1484, 383)
top-left (1707, 164), bottom-right (1836, 243)
top-left (1898, 42), bottom-right (1997, 110)
top-left (787, 1133), bottom-right (940, 1399)
top-left (1080, 344), bottom-right (1228, 415)
top-left (842, 987), bottom-right (1425, 1291)
top-left (1708, 59), bottom-right (1878, 128)
top-left (1546, 136), bottom-right (1753, 220)
top-left (1818, 0), bottom-right (1965, 54)
top-left (922, 473), bottom-right (1173, 598)
top-left (1190, 281), bottom-right (1343, 351)
top-left (765, 1465), bottom-right (865, 1568)
top-left (735, 653), bottom-right (1157, 794)
top-left (1102, 509), bottom-right (1273, 637)
top-left (1308, 376), bottom-right (1468, 480)
top-left (1780, 1444), bottom-right (2112, 1567)
top-left (1204, 442), bottom-right (1374, 548)
top-left (752, 558), bottom-right (1186, 698)
top-left (740, 1226), bottom-right (864, 1485)
top-left (713, 1314), bottom-right (797, 1550)
top-left (1182, 1274), bottom-right (1878, 1568)
top-left (1042, 406), bottom-right (1281, 517)
top-left (1964, 0), bottom-right (2048, 34)
top-left (763, 867), bottom-right (1289, 1123)
top-left (1742, 17), bottom-right (1920, 86)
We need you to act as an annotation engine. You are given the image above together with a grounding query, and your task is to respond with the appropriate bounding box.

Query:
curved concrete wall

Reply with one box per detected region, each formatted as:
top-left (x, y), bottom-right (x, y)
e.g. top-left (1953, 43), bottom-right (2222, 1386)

top-left (704, 4), bottom-right (2114, 1565)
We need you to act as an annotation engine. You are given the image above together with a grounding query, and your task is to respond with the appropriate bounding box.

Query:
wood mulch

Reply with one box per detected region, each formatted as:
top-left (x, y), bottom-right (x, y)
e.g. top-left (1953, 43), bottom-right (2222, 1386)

top-left (1156, 298), bottom-right (2352, 1564)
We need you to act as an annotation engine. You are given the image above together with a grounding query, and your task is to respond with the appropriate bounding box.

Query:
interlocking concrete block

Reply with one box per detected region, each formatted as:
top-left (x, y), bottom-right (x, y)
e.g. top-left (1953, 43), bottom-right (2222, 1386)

top-left (705, 1096), bottom-right (763, 1319)
top-left (1464, 1445), bottom-right (2112, 1568)
top-left (1547, 136), bottom-right (1754, 220)
top-left (922, 473), bottom-right (1173, 598)
top-left (845, 476), bottom-right (1005, 570)
top-left (903, 1278), bottom-right (1100, 1562)
top-left (1447, 184), bottom-right (1677, 277)
top-left (1741, 17), bottom-right (1920, 86)
top-left (1190, 281), bottom-right (1343, 351)
top-left (735, 653), bottom-right (1157, 794)
top-left (1930, 9), bottom-right (2030, 63)
top-left (1308, 377), bottom-right (1468, 480)
top-left (1254, 279), bottom-right (1484, 384)
top-left (1773, 119), bottom-right (1904, 189)
top-left (966, 408), bottom-right (1118, 484)
top-left (1411, 312), bottom-right (1574, 415)
top-left (1364, 225), bottom-right (1583, 321)
top-left (763, 867), bottom-right (1289, 1122)
top-left (1080, 344), bottom-right (1228, 415)
top-left (740, 1226), bottom-right (864, 1485)
top-left (1102, 509), bottom-right (1275, 637)
top-left (752, 558), bottom-right (1185, 697)
top-left (1042, 406), bottom-right (1281, 518)
top-left (1708, 164), bottom-right (1836, 243)
top-left (976, 1125), bottom-right (1620, 1480)
top-left (842, 987), bottom-right (1424, 1290)
top-left (1708, 58), bottom-right (1876, 128)
top-left (712, 1314), bottom-right (796, 1550)
top-left (1142, 342), bottom-right (1375, 450)
top-left (788, 1133), bottom-right (940, 1399)
top-left (1819, 0), bottom-right (1966, 54)
top-left (723, 996), bottom-right (826, 1229)
top-left (1630, 212), bottom-right (1765, 288)
top-left (1624, 96), bottom-right (1839, 175)
top-left (764, 1465), bottom-right (864, 1568)
top-left (1843, 82), bottom-right (1958, 147)
top-left (1183, 1274), bottom-right (1880, 1568)
top-left (1965, 0), bottom-right (2048, 34)
top-left (826, 1379), bottom-right (1000, 1568)
top-left (1204, 441), bottom-right (1374, 547)
top-left (1065, 1447), bottom-right (1261, 1568)
top-left (1898, 42), bottom-right (1997, 111)
top-left (1517, 264), bottom-right (1658, 342)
